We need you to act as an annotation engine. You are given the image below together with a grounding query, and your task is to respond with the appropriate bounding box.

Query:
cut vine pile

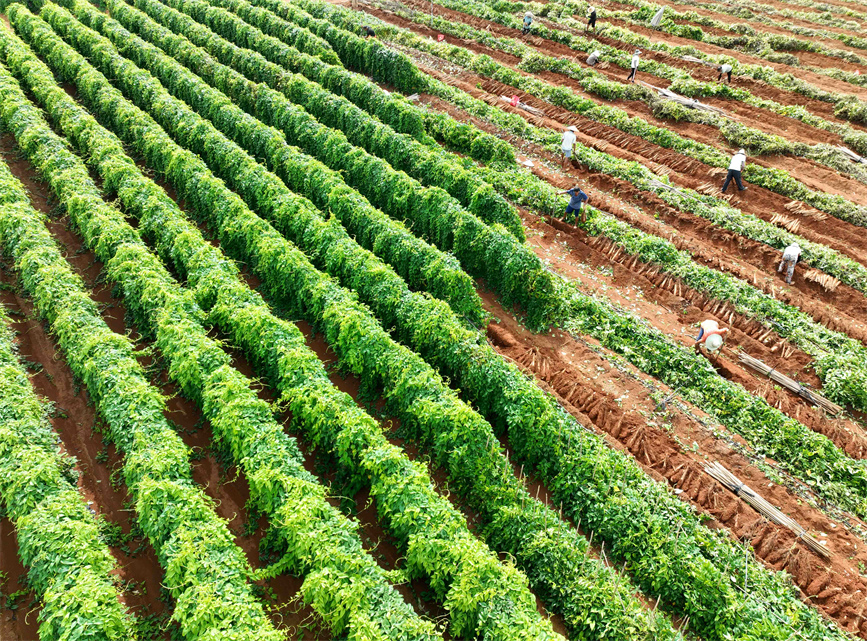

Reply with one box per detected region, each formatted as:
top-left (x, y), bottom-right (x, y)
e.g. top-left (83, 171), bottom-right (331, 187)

top-left (0, 0), bottom-right (866, 638)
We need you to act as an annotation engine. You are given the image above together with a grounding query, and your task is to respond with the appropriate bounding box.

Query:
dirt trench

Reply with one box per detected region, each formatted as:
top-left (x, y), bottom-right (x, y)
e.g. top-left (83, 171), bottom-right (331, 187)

top-left (406, 86), bottom-right (867, 451)
top-left (393, 0), bottom-right (867, 142)
top-left (395, 59), bottom-right (867, 335)
top-left (632, 0), bottom-right (867, 67)
top-left (516, 206), bottom-right (867, 461)
top-left (365, 4), bottom-right (867, 263)
top-left (482, 295), bottom-right (867, 638)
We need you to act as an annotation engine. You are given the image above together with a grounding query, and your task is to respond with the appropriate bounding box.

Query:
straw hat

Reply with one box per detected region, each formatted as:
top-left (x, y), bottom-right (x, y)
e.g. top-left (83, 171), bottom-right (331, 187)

top-left (567, 125), bottom-right (578, 132)
top-left (706, 333), bottom-right (724, 352)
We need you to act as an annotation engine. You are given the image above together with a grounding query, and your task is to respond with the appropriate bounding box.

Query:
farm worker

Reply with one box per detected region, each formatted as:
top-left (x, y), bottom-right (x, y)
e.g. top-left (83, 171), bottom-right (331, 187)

top-left (627, 50), bottom-right (641, 83)
top-left (586, 5), bottom-right (597, 33)
top-left (695, 319), bottom-right (729, 352)
top-left (717, 63), bottom-right (733, 83)
top-left (522, 11), bottom-right (533, 35)
top-left (778, 242), bottom-right (801, 284)
top-left (561, 125), bottom-right (578, 167)
top-left (560, 185), bottom-right (589, 223)
top-left (587, 49), bottom-right (601, 66)
top-left (721, 148), bottom-right (747, 193)
top-left (363, 25), bottom-right (376, 38)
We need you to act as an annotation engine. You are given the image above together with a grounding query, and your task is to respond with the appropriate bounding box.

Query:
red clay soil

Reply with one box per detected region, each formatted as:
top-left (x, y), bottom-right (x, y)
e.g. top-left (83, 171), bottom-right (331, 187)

top-left (389, 0), bottom-right (867, 133)
top-left (407, 87), bottom-right (867, 452)
top-left (0, 519), bottom-right (41, 641)
top-left (0, 140), bottom-right (172, 640)
top-left (0, 138), bottom-right (329, 638)
top-left (481, 291), bottom-right (867, 638)
top-left (405, 65), bottom-right (867, 346)
top-left (600, 11), bottom-right (867, 96)
top-left (635, 0), bottom-right (867, 65)
top-left (296, 322), bottom-right (571, 636)
top-left (365, 4), bottom-right (867, 263)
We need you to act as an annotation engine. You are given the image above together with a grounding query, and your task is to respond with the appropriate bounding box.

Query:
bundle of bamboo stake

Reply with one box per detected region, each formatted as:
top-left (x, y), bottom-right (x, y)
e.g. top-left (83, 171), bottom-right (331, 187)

top-left (704, 462), bottom-right (830, 558)
top-left (738, 352), bottom-right (843, 416)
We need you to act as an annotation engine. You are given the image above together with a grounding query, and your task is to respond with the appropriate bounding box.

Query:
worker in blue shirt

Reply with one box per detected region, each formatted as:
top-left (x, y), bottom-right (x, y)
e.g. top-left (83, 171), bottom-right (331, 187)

top-left (560, 185), bottom-right (589, 223)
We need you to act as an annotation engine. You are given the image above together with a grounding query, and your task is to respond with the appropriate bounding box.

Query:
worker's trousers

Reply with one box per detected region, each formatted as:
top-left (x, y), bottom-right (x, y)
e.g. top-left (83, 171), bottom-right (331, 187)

top-left (717, 71), bottom-right (732, 83)
top-left (721, 169), bottom-right (745, 192)
top-left (626, 67), bottom-right (637, 82)
top-left (778, 257), bottom-right (796, 284)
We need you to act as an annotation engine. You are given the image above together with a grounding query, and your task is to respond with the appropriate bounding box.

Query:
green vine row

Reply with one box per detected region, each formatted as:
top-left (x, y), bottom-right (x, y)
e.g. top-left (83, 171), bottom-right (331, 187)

top-left (27, 5), bottom-right (576, 638)
top-left (170, 0), bottom-right (525, 239)
top-left (0, 48), bottom-right (281, 641)
top-left (0, 278), bottom-right (135, 640)
top-left (64, 0), bottom-right (867, 636)
top-left (350, 10), bottom-right (867, 297)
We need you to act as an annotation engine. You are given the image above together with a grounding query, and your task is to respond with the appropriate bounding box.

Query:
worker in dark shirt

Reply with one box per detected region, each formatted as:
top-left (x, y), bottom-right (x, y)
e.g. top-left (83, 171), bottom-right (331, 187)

top-left (560, 185), bottom-right (590, 223)
top-left (363, 25), bottom-right (376, 38)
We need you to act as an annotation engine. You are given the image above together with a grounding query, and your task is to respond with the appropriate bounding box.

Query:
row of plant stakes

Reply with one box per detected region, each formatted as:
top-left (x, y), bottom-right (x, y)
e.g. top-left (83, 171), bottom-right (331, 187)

top-left (22, 0), bottom-right (867, 636)
top-left (0, 0), bottom-right (860, 636)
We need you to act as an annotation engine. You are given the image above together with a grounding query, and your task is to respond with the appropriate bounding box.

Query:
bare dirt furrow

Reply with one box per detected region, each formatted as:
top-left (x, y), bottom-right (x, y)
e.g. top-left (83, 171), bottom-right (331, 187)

top-left (365, 5), bottom-right (867, 258)
top-left (397, 57), bottom-right (867, 329)
top-left (394, 0), bottom-right (867, 138)
top-left (633, 0), bottom-right (867, 68)
top-left (483, 303), bottom-right (867, 638)
top-left (514, 204), bottom-right (867, 458)
top-left (0, 137), bottom-right (332, 638)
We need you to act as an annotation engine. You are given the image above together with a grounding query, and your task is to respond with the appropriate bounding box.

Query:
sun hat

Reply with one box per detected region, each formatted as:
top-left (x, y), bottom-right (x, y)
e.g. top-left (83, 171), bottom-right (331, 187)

top-left (635, 49), bottom-right (641, 54)
top-left (567, 125), bottom-right (578, 132)
top-left (738, 148), bottom-right (745, 155)
top-left (705, 333), bottom-right (724, 352)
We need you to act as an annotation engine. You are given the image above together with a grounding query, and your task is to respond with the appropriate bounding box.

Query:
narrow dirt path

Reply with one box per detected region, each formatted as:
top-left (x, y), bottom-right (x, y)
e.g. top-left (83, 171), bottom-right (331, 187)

top-left (630, 0), bottom-right (867, 67)
top-left (400, 60), bottom-right (867, 330)
top-left (482, 293), bottom-right (867, 638)
top-left (364, 4), bottom-right (867, 264)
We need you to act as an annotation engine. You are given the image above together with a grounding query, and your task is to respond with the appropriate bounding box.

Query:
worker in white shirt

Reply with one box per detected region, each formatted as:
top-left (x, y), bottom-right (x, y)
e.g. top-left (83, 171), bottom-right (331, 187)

top-left (778, 242), bottom-right (801, 284)
top-left (522, 11), bottom-right (533, 35)
top-left (695, 319), bottom-right (729, 353)
top-left (587, 49), bottom-right (601, 66)
top-left (627, 50), bottom-right (641, 83)
top-left (721, 148), bottom-right (747, 193)
top-left (717, 63), bottom-right (733, 83)
top-left (561, 125), bottom-right (578, 168)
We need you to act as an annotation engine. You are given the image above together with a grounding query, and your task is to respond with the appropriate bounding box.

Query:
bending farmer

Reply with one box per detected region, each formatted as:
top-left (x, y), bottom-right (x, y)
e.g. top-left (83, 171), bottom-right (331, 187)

top-left (695, 319), bottom-right (729, 353)
top-left (717, 63), bottom-right (733, 83)
top-left (587, 49), bottom-right (601, 66)
top-left (522, 11), bottom-right (533, 35)
top-left (561, 125), bottom-right (578, 167)
top-left (560, 185), bottom-right (589, 223)
top-left (778, 242), bottom-right (801, 284)
top-left (627, 50), bottom-right (641, 82)
top-left (722, 148), bottom-right (747, 193)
